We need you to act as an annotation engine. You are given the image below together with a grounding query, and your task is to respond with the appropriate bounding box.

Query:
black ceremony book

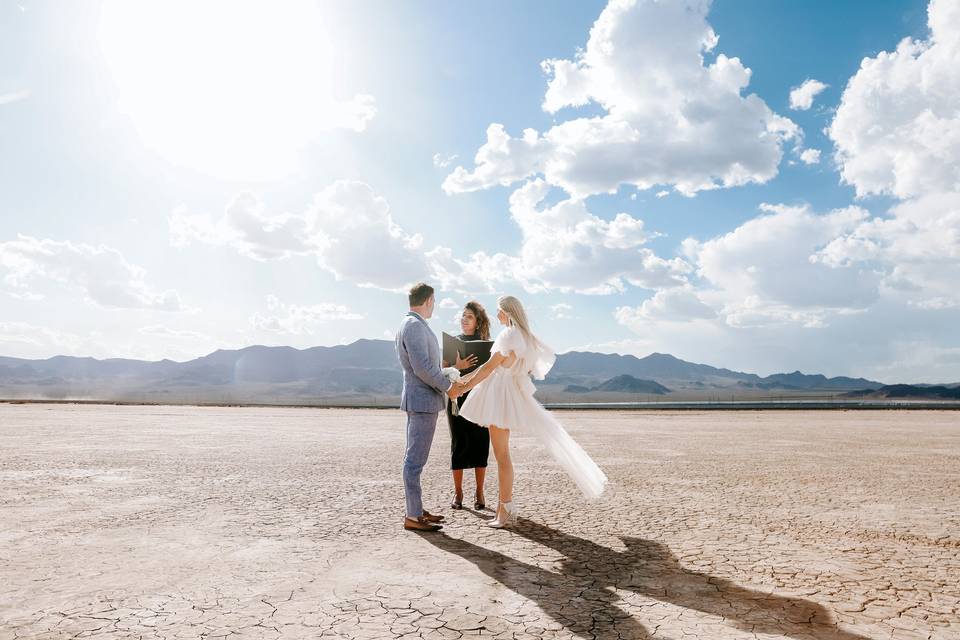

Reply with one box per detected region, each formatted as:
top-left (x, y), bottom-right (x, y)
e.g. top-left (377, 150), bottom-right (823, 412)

top-left (442, 332), bottom-right (494, 374)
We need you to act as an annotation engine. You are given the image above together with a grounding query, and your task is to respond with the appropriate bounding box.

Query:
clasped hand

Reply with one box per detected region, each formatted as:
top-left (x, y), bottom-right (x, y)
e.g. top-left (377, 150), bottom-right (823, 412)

top-left (447, 381), bottom-right (468, 399)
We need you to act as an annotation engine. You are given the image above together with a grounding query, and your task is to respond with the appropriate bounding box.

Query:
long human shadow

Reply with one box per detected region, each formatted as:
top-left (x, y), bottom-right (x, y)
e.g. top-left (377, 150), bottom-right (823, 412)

top-left (421, 518), bottom-right (870, 640)
top-left (420, 529), bottom-right (653, 639)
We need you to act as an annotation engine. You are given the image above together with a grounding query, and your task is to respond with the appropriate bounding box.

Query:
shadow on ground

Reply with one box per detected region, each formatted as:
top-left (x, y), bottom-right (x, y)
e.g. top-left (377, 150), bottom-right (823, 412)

top-left (421, 518), bottom-right (869, 640)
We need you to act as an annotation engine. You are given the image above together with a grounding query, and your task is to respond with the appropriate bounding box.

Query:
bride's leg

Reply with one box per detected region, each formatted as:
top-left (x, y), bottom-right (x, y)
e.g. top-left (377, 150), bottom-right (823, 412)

top-left (489, 425), bottom-right (513, 515)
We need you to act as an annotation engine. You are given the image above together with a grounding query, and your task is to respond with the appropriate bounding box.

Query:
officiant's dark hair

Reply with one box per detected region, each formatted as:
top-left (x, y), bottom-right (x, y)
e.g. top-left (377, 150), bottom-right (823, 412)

top-left (408, 282), bottom-right (434, 307)
top-left (464, 301), bottom-right (491, 340)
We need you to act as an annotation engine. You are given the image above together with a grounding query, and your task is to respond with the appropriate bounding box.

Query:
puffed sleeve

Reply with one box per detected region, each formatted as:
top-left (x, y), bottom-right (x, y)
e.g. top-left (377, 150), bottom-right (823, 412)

top-left (492, 326), bottom-right (525, 358)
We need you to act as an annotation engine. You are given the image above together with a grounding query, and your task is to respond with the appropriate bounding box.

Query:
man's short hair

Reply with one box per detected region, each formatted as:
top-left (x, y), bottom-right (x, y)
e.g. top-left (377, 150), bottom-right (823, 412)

top-left (408, 282), bottom-right (434, 307)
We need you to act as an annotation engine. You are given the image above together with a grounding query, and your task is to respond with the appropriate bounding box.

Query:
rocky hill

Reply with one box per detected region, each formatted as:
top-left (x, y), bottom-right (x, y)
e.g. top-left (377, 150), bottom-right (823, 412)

top-left (0, 341), bottom-right (895, 404)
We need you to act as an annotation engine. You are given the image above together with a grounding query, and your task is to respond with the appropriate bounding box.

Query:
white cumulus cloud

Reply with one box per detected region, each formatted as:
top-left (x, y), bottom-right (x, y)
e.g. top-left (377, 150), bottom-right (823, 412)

top-left (0, 321), bottom-right (84, 353)
top-left (799, 148), bottom-right (821, 165)
top-left (173, 179), bottom-right (687, 297)
top-left (614, 196), bottom-right (960, 380)
top-left (0, 235), bottom-right (182, 311)
top-left (788, 79), bottom-right (828, 111)
top-left (829, 0), bottom-right (960, 199)
top-left (309, 181), bottom-right (432, 290)
top-left (554, 0), bottom-right (960, 381)
top-left (690, 203), bottom-right (880, 319)
top-left (250, 295), bottom-right (364, 335)
top-left (813, 191), bottom-right (960, 308)
top-left (444, 0), bottom-right (798, 198)
top-left (171, 194), bottom-right (314, 261)
top-left (432, 153), bottom-right (459, 169)
top-left (618, 286), bottom-right (716, 323)
top-left (818, 0), bottom-right (960, 311)
top-left (171, 180), bottom-right (432, 291)
top-left (614, 202), bottom-right (881, 331)
top-left (503, 179), bottom-right (691, 294)
top-left (550, 303), bottom-right (574, 319)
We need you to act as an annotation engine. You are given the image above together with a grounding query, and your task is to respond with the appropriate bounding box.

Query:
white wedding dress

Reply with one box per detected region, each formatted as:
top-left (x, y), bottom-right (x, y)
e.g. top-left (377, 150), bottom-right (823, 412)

top-left (459, 326), bottom-right (608, 499)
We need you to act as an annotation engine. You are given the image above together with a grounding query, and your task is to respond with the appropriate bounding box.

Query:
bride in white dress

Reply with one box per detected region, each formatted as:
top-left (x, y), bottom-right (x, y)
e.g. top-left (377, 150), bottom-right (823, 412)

top-left (458, 295), bottom-right (608, 528)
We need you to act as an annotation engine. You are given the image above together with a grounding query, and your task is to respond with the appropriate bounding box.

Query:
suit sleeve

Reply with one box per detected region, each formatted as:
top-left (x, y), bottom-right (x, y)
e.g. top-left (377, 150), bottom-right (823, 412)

top-left (405, 322), bottom-right (452, 394)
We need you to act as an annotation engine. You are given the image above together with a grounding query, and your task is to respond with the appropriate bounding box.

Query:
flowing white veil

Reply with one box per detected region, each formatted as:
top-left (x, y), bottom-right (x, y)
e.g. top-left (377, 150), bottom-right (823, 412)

top-left (497, 295), bottom-right (606, 500)
top-left (527, 336), bottom-right (556, 380)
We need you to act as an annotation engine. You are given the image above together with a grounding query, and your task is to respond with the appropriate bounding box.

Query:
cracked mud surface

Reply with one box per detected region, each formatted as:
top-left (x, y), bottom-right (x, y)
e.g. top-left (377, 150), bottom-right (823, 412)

top-left (1, 404), bottom-right (958, 639)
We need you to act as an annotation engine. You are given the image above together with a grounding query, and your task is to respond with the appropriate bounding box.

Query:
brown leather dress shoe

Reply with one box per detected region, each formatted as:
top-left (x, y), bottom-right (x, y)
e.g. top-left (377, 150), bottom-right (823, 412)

top-left (421, 510), bottom-right (445, 523)
top-left (403, 516), bottom-right (442, 532)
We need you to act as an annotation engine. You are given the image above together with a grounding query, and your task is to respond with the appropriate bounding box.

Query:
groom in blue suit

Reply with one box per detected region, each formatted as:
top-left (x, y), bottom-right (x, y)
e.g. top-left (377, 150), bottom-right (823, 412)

top-left (396, 282), bottom-right (464, 531)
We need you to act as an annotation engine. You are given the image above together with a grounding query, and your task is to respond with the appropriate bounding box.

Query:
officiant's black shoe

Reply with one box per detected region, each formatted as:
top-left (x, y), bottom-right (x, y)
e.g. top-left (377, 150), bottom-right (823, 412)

top-left (404, 517), bottom-right (442, 532)
top-left (421, 510), bottom-right (445, 523)
top-left (474, 499), bottom-right (486, 510)
top-left (451, 496), bottom-right (463, 510)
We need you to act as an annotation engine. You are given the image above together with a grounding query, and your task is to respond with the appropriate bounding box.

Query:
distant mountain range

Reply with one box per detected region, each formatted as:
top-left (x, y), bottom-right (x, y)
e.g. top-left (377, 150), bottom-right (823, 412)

top-left (0, 339), bottom-right (947, 405)
top-left (545, 350), bottom-right (881, 392)
top-left (565, 375), bottom-right (671, 395)
top-left (845, 384), bottom-right (960, 400)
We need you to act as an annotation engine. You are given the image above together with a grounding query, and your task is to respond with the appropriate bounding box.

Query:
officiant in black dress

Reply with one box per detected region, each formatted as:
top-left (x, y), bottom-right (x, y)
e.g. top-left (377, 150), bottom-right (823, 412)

top-left (444, 301), bottom-right (491, 510)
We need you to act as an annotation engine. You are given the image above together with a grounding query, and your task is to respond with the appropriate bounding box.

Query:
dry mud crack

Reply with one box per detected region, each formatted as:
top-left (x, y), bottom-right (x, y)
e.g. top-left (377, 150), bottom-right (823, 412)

top-left (1, 405), bottom-right (958, 639)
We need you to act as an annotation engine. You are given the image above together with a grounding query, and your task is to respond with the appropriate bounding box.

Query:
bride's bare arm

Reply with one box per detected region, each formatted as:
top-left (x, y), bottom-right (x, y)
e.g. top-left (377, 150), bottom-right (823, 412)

top-left (459, 353), bottom-right (501, 387)
top-left (460, 351), bottom-right (514, 390)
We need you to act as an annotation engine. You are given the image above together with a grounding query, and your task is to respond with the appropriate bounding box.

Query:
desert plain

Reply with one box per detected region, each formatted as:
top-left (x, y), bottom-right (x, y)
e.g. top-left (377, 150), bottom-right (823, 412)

top-left (1, 404), bottom-right (958, 640)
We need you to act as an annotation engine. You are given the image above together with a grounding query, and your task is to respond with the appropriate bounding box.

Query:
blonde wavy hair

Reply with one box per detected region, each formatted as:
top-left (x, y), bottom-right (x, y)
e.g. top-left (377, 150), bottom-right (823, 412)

top-left (497, 295), bottom-right (556, 379)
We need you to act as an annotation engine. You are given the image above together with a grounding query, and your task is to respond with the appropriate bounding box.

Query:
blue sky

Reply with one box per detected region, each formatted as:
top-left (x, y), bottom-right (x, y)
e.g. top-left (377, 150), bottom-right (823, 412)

top-left (2, 0), bottom-right (959, 382)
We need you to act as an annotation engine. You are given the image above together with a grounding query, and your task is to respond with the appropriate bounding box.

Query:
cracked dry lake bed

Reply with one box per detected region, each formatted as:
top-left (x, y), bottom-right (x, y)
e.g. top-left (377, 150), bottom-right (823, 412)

top-left (1, 404), bottom-right (958, 640)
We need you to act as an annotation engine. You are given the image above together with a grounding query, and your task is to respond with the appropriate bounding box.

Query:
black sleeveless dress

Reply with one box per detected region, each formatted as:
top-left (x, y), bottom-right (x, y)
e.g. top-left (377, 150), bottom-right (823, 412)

top-left (446, 333), bottom-right (491, 470)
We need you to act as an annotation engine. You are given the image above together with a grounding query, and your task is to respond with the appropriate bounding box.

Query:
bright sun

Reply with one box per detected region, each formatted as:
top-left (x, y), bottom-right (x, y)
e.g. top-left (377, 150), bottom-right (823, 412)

top-left (97, 0), bottom-right (374, 181)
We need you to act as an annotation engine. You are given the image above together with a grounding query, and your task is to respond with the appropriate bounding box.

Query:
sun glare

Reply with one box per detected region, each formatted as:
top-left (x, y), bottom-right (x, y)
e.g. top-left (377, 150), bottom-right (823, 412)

top-left (98, 0), bottom-right (368, 181)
